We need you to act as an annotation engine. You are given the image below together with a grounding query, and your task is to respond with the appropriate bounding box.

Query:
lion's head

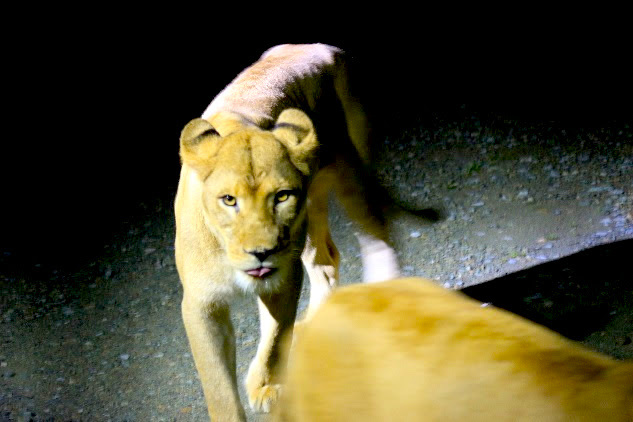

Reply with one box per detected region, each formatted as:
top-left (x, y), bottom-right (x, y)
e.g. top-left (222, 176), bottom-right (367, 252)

top-left (179, 109), bottom-right (319, 293)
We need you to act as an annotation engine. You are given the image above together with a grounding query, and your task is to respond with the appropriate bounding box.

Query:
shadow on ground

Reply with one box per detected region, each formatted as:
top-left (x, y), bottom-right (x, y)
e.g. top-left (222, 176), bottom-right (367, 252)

top-left (462, 239), bottom-right (633, 359)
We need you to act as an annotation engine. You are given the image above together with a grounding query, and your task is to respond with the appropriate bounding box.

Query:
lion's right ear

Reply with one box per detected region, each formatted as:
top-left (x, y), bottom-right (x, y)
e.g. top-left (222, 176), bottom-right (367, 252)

top-left (179, 118), bottom-right (221, 177)
top-left (273, 109), bottom-right (319, 175)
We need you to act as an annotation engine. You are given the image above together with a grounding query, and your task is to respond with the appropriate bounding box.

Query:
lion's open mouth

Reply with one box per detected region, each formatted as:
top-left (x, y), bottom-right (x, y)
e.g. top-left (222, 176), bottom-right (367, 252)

top-left (245, 267), bottom-right (276, 278)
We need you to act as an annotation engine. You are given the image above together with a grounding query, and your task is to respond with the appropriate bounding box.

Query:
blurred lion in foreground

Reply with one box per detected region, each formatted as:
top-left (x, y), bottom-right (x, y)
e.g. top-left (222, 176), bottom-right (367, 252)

top-left (276, 277), bottom-right (633, 421)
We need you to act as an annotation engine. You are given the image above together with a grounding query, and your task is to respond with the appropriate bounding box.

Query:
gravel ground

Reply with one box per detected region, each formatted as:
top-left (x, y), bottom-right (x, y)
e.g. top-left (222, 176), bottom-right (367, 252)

top-left (1, 107), bottom-right (632, 421)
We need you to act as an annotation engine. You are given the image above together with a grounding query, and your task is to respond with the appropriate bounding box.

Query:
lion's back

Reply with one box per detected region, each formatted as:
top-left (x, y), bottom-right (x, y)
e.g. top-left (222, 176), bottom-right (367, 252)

top-left (277, 278), bottom-right (633, 421)
top-left (202, 44), bottom-right (344, 123)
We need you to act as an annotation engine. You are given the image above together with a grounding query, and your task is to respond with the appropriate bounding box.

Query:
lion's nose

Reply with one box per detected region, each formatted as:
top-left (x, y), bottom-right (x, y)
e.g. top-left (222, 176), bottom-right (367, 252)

top-left (245, 248), bottom-right (275, 263)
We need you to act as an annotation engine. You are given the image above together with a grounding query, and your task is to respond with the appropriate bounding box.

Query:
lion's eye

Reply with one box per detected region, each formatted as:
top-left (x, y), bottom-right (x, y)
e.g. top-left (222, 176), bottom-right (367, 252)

top-left (275, 191), bottom-right (292, 204)
top-left (221, 195), bottom-right (237, 207)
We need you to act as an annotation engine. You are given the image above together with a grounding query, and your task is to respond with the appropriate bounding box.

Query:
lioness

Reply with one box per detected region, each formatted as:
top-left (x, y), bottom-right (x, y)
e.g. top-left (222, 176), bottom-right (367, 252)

top-left (174, 44), bottom-right (400, 421)
top-left (276, 277), bottom-right (633, 421)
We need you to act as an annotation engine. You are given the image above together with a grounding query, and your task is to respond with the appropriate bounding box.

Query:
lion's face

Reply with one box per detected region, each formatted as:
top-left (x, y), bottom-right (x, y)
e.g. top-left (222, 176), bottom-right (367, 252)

top-left (180, 109), bottom-right (319, 293)
top-left (201, 130), bottom-right (306, 292)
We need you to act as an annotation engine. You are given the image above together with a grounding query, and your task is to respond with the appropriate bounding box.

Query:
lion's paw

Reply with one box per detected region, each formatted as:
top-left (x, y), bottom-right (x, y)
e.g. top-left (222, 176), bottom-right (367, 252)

top-left (247, 383), bottom-right (282, 413)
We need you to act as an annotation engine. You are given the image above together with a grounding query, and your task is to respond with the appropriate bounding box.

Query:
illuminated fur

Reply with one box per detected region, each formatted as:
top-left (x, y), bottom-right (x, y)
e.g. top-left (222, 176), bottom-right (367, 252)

top-left (174, 44), bottom-right (399, 421)
top-left (277, 278), bottom-right (633, 421)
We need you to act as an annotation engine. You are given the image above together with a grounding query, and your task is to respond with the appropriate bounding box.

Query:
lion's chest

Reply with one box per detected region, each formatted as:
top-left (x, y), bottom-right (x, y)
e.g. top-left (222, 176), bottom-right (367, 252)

top-left (182, 267), bottom-right (241, 303)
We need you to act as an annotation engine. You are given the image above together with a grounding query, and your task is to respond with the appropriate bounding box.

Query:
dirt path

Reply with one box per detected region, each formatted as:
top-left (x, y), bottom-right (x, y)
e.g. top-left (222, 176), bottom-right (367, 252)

top-left (1, 109), bottom-right (632, 421)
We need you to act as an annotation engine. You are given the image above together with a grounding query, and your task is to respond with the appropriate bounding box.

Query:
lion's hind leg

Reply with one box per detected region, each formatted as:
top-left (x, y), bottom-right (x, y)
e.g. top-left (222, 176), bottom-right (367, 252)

top-left (331, 161), bottom-right (400, 283)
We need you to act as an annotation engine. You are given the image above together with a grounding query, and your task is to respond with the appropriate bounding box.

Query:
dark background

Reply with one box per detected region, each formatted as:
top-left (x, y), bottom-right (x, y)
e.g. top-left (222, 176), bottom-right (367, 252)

top-left (3, 12), bottom-right (630, 267)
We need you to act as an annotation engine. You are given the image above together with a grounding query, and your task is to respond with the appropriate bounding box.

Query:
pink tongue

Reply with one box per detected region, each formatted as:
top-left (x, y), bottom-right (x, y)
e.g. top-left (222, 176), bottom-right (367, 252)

top-left (246, 267), bottom-right (272, 277)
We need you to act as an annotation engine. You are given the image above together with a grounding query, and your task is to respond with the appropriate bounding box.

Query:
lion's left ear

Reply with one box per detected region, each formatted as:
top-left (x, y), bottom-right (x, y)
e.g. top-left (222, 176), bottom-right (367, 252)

top-left (273, 109), bottom-right (319, 175)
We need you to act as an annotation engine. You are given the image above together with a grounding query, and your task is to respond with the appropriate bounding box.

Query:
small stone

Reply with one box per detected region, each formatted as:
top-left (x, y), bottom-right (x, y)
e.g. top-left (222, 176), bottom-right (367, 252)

top-left (516, 190), bottom-right (529, 200)
top-left (410, 231), bottom-right (421, 238)
top-left (588, 186), bottom-right (610, 193)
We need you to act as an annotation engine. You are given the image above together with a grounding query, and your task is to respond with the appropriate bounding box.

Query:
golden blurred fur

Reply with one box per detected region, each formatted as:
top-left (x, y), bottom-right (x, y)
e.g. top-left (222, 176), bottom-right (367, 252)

top-left (175, 44), bottom-right (400, 421)
top-left (276, 278), bottom-right (633, 421)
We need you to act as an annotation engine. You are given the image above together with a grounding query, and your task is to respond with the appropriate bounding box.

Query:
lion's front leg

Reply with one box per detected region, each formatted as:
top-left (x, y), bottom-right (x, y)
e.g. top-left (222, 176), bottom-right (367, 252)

top-left (300, 165), bottom-right (341, 319)
top-left (181, 296), bottom-right (246, 422)
top-left (301, 230), bottom-right (340, 319)
top-left (246, 266), bottom-right (302, 413)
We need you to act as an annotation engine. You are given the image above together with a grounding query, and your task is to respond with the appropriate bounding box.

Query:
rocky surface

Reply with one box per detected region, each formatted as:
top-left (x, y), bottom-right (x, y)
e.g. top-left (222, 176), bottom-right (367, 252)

top-left (1, 108), bottom-right (632, 421)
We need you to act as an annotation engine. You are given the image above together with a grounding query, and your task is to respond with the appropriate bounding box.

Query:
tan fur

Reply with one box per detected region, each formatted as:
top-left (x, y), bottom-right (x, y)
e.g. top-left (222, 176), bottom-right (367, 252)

top-left (276, 278), bottom-right (633, 421)
top-left (174, 44), bottom-right (400, 421)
